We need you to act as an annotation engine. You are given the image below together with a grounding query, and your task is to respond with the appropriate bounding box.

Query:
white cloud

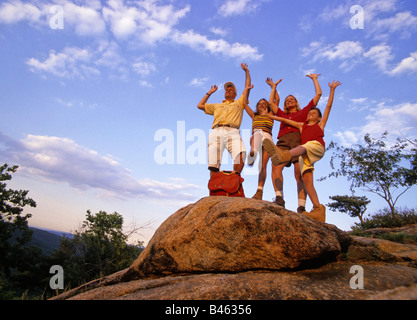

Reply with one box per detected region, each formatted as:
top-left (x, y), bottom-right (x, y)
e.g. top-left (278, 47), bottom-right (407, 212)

top-left (210, 27), bottom-right (227, 37)
top-left (102, 0), bottom-right (190, 43)
top-left (61, 1), bottom-right (106, 36)
top-left (0, 132), bottom-right (198, 201)
top-left (333, 101), bottom-right (417, 146)
top-left (172, 29), bottom-right (263, 61)
top-left (314, 0), bottom-right (417, 40)
top-left (0, 0), bottom-right (43, 24)
top-left (26, 46), bottom-right (100, 79)
top-left (138, 80), bottom-right (153, 88)
top-left (188, 77), bottom-right (209, 87)
top-left (363, 43), bottom-right (394, 71)
top-left (218, 0), bottom-right (260, 17)
top-left (0, 0), bottom-right (106, 36)
top-left (132, 59), bottom-right (157, 76)
top-left (301, 40), bottom-right (364, 71)
top-left (1, 0), bottom-right (263, 78)
top-left (390, 51), bottom-right (417, 75)
top-left (302, 40), bottom-right (417, 76)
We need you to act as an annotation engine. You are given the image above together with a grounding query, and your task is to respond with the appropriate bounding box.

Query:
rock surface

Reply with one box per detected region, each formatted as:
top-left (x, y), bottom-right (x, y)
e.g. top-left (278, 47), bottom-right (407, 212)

top-left (52, 197), bottom-right (417, 300)
top-left (129, 197), bottom-right (350, 276)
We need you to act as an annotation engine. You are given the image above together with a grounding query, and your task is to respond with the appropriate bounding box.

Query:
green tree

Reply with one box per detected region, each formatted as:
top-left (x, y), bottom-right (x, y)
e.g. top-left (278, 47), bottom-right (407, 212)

top-left (50, 210), bottom-right (143, 290)
top-left (0, 163), bottom-right (39, 298)
top-left (323, 132), bottom-right (417, 216)
top-left (327, 195), bottom-right (370, 224)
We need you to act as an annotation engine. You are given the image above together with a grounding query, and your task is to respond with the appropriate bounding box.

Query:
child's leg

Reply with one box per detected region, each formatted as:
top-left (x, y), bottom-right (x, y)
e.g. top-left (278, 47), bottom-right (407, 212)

top-left (293, 161), bottom-right (307, 212)
top-left (248, 131), bottom-right (262, 166)
top-left (301, 169), bottom-right (325, 223)
top-left (258, 149), bottom-right (269, 185)
top-left (289, 146), bottom-right (307, 159)
top-left (301, 169), bottom-right (320, 208)
top-left (252, 149), bottom-right (269, 200)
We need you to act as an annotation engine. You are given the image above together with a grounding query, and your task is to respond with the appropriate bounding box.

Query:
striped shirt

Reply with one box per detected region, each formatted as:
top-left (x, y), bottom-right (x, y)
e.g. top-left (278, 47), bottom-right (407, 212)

top-left (252, 114), bottom-right (274, 135)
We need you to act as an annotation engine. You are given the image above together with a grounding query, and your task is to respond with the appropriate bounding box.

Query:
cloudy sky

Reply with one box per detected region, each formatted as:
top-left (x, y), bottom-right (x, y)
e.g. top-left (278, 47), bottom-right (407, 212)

top-left (1, 0), bottom-right (416, 244)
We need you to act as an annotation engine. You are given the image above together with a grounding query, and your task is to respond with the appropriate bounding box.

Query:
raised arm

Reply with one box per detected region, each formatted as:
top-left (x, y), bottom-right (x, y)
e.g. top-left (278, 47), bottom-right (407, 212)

top-left (266, 77), bottom-right (282, 114)
top-left (268, 78), bottom-right (283, 114)
top-left (306, 73), bottom-right (322, 106)
top-left (241, 63), bottom-right (251, 102)
top-left (243, 84), bottom-right (254, 119)
top-left (319, 81), bottom-right (342, 130)
top-left (197, 85), bottom-right (218, 111)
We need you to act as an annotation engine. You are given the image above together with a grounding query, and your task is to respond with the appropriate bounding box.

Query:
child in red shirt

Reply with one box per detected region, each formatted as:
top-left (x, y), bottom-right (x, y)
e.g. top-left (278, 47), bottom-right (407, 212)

top-left (262, 80), bottom-right (342, 223)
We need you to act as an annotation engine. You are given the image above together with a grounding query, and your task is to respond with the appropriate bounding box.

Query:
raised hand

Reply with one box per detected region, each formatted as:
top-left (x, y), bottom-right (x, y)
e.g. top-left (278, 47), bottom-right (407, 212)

top-left (328, 80), bottom-right (342, 89)
top-left (306, 73), bottom-right (321, 80)
top-left (208, 85), bottom-right (218, 95)
top-left (266, 77), bottom-right (283, 87)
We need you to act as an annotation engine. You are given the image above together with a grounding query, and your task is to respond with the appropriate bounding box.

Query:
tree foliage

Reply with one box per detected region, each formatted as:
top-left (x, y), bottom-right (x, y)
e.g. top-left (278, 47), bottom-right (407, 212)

top-left (323, 132), bottom-right (417, 215)
top-left (0, 163), bottom-right (41, 299)
top-left (327, 195), bottom-right (370, 224)
top-left (0, 164), bottom-right (37, 272)
top-left (50, 210), bottom-right (143, 289)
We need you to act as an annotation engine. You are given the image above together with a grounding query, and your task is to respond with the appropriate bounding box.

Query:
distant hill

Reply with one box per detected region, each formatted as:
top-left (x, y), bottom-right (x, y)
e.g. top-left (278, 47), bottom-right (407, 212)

top-left (27, 227), bottom-right (72, 256)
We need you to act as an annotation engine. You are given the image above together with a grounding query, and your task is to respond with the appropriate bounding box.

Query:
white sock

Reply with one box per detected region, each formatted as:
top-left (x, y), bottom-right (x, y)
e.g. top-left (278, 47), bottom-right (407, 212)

top-left (257, 186), bottom-right (263, 191)
top-left (275, 190), bottom-right (283, 197)
top-left (298, 199), bottom-right (306, 207)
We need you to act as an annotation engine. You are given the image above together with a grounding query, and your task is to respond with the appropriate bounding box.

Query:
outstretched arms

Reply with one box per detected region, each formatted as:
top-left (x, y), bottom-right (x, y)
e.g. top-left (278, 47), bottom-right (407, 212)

top-left (263, 111), bottom-right (303, 132)
top-left (319, 80), bottom-right (342, 130)
top-left (267, 78), bottom-right (283, 114)
top-left (306, 73), bottom-right (322, 106)
top-left (267, 77), bottom-right (282, 114)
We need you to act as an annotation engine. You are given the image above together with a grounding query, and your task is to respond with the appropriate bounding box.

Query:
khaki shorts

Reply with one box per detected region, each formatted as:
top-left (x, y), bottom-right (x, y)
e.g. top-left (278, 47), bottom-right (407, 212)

top-left (277, 131), bottom-right (301, 165)
top-left (299, 140), bottom-right (325, 175)
top-left (208, 127), bottom-right (246, 171)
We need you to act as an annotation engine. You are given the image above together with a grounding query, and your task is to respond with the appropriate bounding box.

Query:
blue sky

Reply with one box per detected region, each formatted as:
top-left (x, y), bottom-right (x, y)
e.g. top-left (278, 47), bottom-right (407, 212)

top-left (1, 0), bottom-right (417, 244)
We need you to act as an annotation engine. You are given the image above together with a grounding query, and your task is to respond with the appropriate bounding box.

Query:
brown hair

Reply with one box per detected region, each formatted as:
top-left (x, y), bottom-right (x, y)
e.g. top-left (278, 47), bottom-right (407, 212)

top-left (254, 98), bottom-right (271, 116)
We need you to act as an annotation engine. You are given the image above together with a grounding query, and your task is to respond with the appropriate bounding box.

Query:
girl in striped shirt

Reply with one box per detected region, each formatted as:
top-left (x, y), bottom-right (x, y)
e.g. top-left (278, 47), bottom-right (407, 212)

top-left (243, 80), bottom-right (280, 200)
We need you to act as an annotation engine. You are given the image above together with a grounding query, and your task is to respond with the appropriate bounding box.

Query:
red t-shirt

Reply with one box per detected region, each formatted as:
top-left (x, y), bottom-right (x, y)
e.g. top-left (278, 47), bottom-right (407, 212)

top-left (301, 123), bottom-right (325, 148)
top-left (276, 99), bottom-right (316, 139)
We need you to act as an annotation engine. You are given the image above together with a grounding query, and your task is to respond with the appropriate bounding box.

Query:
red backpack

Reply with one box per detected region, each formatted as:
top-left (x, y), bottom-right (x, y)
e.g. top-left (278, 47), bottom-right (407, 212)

top-left (208, 171), bottom-right (245, 197)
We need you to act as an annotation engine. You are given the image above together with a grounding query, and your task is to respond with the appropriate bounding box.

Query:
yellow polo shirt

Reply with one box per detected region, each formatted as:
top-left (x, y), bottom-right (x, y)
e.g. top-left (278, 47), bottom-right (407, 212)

top-left (205, 95), bottom-right (244, 129)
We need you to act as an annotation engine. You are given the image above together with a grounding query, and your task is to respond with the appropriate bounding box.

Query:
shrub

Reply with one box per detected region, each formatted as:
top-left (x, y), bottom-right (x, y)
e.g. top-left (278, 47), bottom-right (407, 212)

top-left (352, 207), bottom-right (417, 231)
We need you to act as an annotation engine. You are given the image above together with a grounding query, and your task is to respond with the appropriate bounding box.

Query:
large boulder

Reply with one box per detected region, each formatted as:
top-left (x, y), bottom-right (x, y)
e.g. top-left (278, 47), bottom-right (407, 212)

top-left (129, 196), bottom-right (350, 277)
top-left (52, 197), bottom-right (417, 300)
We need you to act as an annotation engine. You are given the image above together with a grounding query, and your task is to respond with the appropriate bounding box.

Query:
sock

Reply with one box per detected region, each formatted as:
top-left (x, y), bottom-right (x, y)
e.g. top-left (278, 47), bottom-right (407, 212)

top-left (257, 186), bottom-right (263, 191)
top-left (298, 199), bottom-right (306, 207)
top-left (275, 190), bottom-right (283, 197)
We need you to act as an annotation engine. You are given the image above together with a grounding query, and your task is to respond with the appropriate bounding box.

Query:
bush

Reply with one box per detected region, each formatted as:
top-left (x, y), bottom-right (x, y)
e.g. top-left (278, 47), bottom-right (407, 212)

top-left (352, 207), bottom-right (417, 231)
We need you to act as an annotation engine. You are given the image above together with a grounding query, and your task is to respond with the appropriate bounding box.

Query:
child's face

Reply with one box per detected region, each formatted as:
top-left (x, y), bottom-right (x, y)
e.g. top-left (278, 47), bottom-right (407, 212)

top-left (307, 109), bottom-right (321, 123)
top-left (257, 100), bottom-right (268, 113)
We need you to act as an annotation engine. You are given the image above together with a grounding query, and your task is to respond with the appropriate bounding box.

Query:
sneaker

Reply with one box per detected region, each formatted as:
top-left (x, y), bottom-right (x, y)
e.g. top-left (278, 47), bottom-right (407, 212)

top-left (303, 205), bottom-right (326, 223)
top-left (297, 206), bottom-right (306, 213)
top-left (274, 195), bottom-right (285, 208)
top-left (263, 139), bottom-right (291, 166)
top-left (252, 189), bottom-right (263, 200)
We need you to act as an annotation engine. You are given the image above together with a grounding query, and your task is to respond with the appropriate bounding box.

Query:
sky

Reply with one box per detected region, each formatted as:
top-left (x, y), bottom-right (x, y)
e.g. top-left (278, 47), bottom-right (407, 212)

top-left (1, 0), bottom-right (416, 245)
